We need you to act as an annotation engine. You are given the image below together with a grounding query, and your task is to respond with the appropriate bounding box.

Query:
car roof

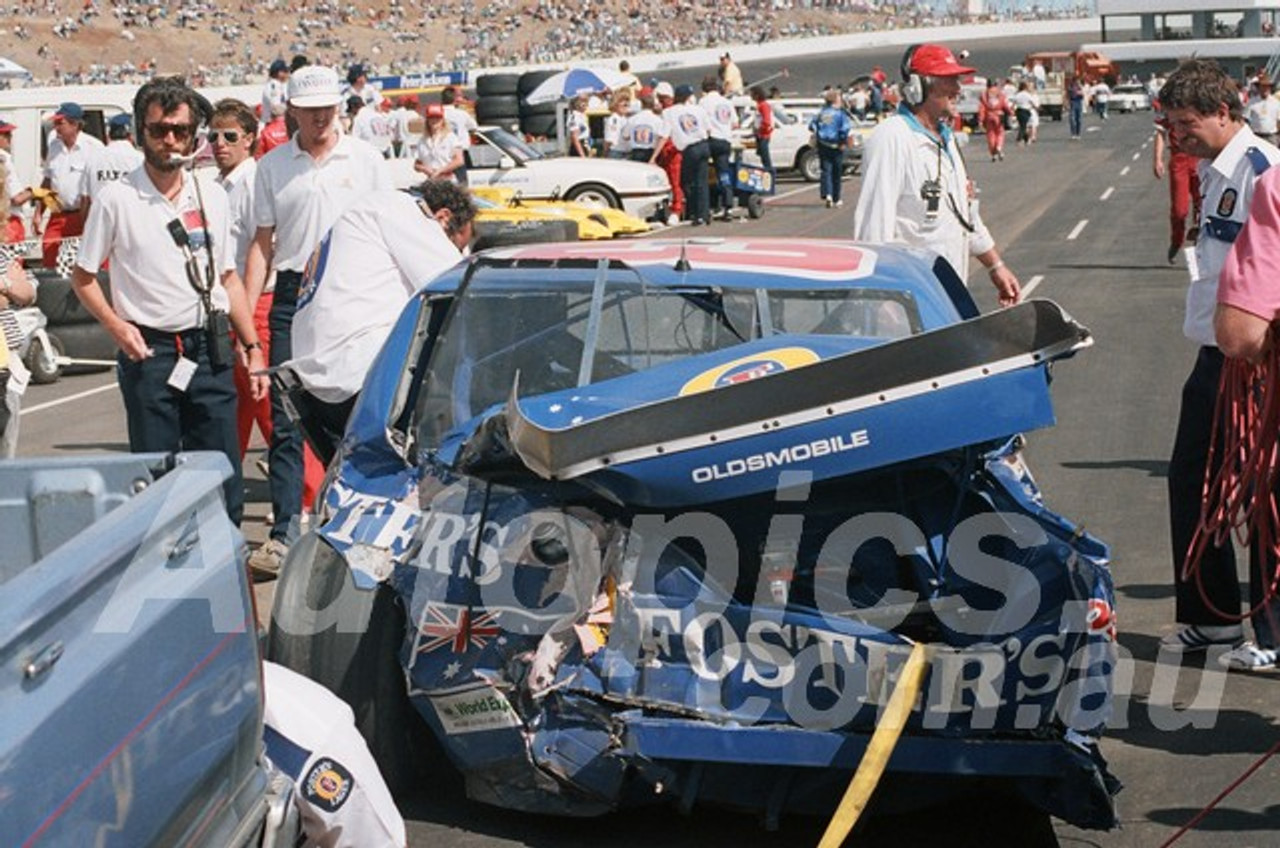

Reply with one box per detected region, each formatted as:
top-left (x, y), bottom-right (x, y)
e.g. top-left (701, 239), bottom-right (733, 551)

top-left (427, 238), bottom-right (972, 327)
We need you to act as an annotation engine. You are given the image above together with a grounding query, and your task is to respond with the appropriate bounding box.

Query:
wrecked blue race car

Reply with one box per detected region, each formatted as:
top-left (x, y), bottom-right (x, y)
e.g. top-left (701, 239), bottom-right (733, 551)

top-left (267, 238), bottom-right (1120, 836)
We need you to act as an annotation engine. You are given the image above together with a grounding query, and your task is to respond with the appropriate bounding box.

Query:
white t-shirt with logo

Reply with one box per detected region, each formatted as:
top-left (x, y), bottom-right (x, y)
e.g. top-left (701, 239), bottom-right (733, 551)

top-left (664, 102), bottom-right (711, 151)
top-left (700, 91), bottom-right (738, 142)
top-left (76, 167), bottom-right (232, 331)
top-left (623, 110), bottom-right (667, 152)
top-left (289, 190), bottom-right (461, 401)
top-left (252, 134), bottom-right (391, 272)
top-left (81, 140), bottom-right (144, 203)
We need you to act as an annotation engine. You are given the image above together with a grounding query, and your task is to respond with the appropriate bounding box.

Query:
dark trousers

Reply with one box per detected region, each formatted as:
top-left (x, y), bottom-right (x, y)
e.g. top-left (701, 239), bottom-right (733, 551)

top-left (755, 136), bottom-right (774, 177)
top-left (708, 137), bottom-right (734, 213)
top-left (818, 144), bottom-right (844, 203)
top-left (117, 325), bottom-right (243, 524)
top-left (680, 140), bottom-right (711, 224)
top-left (296, 390), bottom-right (357, 467)
top-left (1015, 108), bottom-right (1032, 144)
top-left (629, 148), bottom-right (654, 164)
top-left (1069, 101), bottom-right (1083, 137)
top-left (1168, 347), bottom-right (1280, 644)
top-left (268, 270), bottom-right (304, 542)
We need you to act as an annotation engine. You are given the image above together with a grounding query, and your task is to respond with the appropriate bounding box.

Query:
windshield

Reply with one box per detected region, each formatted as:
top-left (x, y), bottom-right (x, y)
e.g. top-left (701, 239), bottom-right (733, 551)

top-left (415, 262), bottom-right (920, 447)
top-left (483, 127), bottom-right (543, 164)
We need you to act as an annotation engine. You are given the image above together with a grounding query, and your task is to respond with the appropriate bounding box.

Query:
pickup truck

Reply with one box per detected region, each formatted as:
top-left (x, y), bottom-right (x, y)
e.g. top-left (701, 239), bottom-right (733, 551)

top-left (0, 452), bottom-right (297, 847)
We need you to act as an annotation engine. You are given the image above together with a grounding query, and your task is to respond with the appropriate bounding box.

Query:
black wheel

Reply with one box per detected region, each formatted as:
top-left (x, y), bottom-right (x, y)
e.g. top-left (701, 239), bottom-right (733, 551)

top-left (475, 72), bottom-right (519, 98)
top-left (24, 332), bottom-right (63, 384)
top-left (565, 182), bottom-right (621, 210)
top-left (475, 95), bottom-right (519, 124)
top-left (745, 192), bottom-right (765, 219)
top-left (266, 532), bottom-right (443, 797)
top-left (797, 147), bottom-right (820, 182)
top-left (45, 323), bottom-right (115, 371)
top-left (473, 218), bottom-right (579, 250)
top-left (34, 271), bottom-right (111, 325)
top-left (519, 113), bottom-right (559, 139)
top-left (518, 99), bottom-right (559, 117)
top-left (517, 69), bottom-right (559, 99)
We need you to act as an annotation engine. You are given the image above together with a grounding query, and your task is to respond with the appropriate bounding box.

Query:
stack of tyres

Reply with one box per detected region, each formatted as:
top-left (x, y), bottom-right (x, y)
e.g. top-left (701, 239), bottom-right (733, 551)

top-left (473, 73), bottom-right (521, 133)
top-left (34, 269), bottom-right (115, 375)
top-left (517, 70), bottom-right (560, 140)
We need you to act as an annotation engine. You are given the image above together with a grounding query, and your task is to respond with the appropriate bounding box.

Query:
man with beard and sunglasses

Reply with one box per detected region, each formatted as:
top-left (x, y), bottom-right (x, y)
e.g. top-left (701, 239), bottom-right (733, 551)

top-left (70, 76), bottom-right (267, 525)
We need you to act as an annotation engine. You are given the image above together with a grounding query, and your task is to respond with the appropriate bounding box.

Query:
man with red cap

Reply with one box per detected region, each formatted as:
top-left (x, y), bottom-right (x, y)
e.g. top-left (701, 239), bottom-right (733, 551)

top-left (854, 44), bottom-right (1021, 307)
top-left (0, 116), bottom-right (33, 244)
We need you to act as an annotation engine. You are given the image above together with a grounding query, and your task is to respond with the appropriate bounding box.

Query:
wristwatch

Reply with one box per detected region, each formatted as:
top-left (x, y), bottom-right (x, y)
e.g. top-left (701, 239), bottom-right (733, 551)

top-left (243, 341), bottom-right (262, 351)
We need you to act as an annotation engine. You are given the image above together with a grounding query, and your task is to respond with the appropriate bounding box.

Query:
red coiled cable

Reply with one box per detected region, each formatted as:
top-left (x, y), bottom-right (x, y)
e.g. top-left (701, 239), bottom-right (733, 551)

top-left (1184, 344), bottom-right (1280, 623)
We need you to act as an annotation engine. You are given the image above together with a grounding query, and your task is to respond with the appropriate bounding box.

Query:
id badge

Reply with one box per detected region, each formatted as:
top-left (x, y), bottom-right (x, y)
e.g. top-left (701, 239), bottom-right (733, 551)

top-left (167, 356), bottom-right (198, 392)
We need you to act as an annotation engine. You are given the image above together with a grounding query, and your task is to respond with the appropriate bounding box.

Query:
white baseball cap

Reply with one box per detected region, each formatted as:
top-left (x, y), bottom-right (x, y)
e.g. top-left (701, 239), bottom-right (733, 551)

top-left (288, 65), bottom-right (342, 108)
top-left (654, 81), bottom-right (674, 99)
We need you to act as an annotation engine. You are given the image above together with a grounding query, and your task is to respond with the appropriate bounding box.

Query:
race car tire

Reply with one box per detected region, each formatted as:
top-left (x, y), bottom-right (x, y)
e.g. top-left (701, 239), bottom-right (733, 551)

top-left (265, 531), bottom-right (442, 798)
top-left (23, 332), bottom-right (63, 384)
top-left (44, 322), bottom-right (115, 371)
top-left (34, 271), bottom-right (111, 325)
top-left (565, 182), bottom-right (621, 210)
top-left (745, 192), bottom-right (766, 219)
top-left (519, 113), bottom-right (559, 139)
top-left (473, 218), bottom-right (579, 250)
top-left (475, 72), bottom-right (520, 98)
top-left (797, 148), bottom-right (820, 183)
top-left (475, 95), bottom-right (520, 124)
top-left (517, 69), bottom-right (559, 99)
top-left (518, 99), bottom-right (559, 117)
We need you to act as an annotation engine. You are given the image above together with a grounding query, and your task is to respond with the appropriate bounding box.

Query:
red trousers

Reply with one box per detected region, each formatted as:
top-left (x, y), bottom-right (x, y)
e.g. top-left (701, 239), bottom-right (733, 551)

top-left (5, 215), bottom-right (24, 244)
top-left (984, 121), bottom-right (1005, 156)
top-left (1169, 152), bottom-right (1201, 249)
top-left (657, 142), bottom-right (683, 217)
top-left (234, 291), bottom-right (323, 508)
top-left (41, 209), bottom-right (84, 268)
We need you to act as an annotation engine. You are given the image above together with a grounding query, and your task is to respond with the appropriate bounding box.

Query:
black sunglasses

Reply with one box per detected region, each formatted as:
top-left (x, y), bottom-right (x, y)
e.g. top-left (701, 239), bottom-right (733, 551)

top-left (207, 129), bottom-right (243, 144)
top-left (144, 122), bottom-right (195, 141)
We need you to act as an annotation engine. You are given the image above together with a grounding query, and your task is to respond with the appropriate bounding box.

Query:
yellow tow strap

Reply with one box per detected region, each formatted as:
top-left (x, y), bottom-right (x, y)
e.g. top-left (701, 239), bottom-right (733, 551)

top-left (816, 641), bottom-right (930, 848)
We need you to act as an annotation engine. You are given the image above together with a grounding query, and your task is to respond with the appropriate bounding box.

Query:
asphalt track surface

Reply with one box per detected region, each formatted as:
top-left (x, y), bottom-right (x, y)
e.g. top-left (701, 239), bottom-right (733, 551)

top-left (18, 34), bottom-right (1280, 847)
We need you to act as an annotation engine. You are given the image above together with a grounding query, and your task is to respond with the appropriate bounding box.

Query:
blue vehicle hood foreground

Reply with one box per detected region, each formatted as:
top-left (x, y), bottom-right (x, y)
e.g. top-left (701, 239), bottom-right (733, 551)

top-left (311, 244), bottom-right (1120, 831)
top-left (445, 298), bottom-right (1086, 507)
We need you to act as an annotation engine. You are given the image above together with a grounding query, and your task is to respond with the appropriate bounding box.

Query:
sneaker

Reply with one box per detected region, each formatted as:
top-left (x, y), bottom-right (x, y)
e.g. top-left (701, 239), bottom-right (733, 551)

top-left (1217, 641), bottom-right (1279, 671)
top-left (1167, 243), bottom-right (1180, 264)
top-left (248, 538), bottom-right (288, 581)
top-left (666, 213), bottom-right (680, 227)
top-left (824, 198), bottom-right (833, 208)
top-left (1159, 623), bottom-right (1244, 654)
top-left (834, 199), bottom-right (844, 208)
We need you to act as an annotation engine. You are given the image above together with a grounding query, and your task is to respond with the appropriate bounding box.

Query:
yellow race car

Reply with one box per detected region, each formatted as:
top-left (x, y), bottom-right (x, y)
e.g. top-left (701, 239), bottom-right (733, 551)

top-left (472, 186), bottom-right (651, 239)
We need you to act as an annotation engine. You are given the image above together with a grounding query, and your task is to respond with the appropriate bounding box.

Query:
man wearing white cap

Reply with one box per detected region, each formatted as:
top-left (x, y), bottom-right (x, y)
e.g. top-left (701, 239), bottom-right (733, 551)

top-left (244, 64), bottom-right (390, 578)
top-left (854, 43), bottom-right (1021, 307)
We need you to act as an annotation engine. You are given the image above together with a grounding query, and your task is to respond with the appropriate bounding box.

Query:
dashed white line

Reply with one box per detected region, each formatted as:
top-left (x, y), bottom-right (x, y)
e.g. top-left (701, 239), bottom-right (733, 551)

top-left (1067, 219), bottom-right (1089, 240)
top-left (1131, 152), bottom-right (1141, 161)
top-left (1023, 274), bottom-right (1044, 297)
top-left (21, 382), bottom-right (118, 416)
top-left (1120, 165), bottom-right (1130, 176)
top-left (1100, 186), bottom-right (1114, 201)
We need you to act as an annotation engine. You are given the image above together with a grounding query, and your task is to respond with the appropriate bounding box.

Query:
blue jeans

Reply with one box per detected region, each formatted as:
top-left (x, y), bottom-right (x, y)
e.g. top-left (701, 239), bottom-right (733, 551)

top-left (755, 136), bottom-right (774, 178)
top-left (818, 144), bottom-right (844, 203)
top-left (708, 137), bottom-right (734, 213)
top-left (118, 325), bottom-right (243, 523)
top-left (1069, 101), bottom-right (1083, 137)
top-left (268, 269), bottom-right (304, 542)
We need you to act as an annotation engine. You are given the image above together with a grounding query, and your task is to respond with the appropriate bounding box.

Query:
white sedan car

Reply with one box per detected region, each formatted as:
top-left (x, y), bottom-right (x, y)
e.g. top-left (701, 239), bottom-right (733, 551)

top-left (392, 127), bottom-right (672, 221)
top-left (1110, 83), bottom-right (1152, 113)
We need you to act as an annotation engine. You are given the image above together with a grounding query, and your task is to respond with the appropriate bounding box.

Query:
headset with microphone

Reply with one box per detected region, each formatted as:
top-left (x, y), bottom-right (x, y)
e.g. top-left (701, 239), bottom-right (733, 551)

top-left (900, 44), bottom-right (926, 108)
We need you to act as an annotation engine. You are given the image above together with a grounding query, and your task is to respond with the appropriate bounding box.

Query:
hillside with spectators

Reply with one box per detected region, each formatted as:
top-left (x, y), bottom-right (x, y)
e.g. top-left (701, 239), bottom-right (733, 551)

top-left (0, 1), bottom-right (1088, 87)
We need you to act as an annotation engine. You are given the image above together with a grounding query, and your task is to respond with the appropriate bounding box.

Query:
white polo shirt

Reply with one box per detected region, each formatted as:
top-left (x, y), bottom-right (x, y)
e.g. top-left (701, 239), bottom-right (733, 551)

top-left (261, 662), bottom-right (406, 848)
top-left (700, 91), bottom-right (738, 142)
top-left (664, 102), bottom-right (711, 151)
top-left (289, 190), bottom-right (461, 402)
top-left (414, 132), bottom-right (460, 180)
top-left (252, 134), bottom-right (391, 272)
top-left (215, 156), bottom-right (257, 278)
top-left (81, 140), bottom-right (144, 203)
top-left (44, 131), bottom-right (104, 212)
top-left (77, 166), bottom-right (233, 331)
top-left (0, 149), bottom-right (23, 203)
top-left (1186, 126), bottom-right (1280, 345)
top-left (623, 110), bottom-right (667, 152)
top-left (443, 104), bottom-right (475, 149)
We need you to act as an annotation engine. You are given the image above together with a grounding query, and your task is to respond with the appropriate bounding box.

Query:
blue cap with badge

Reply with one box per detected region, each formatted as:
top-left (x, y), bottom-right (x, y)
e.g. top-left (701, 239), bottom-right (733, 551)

top-left (54, 102), bottom-right (84, 122)
top-left (108, 113), bottom-right (132, 129)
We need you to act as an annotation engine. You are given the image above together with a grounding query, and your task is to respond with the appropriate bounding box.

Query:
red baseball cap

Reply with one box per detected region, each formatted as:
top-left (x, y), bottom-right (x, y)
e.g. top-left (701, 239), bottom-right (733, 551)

top-left (908, 44), bottom-right (974, 78)
top-left (424, 102), bottom-right (444, 118)
top-left (0, 116), bottom-right (15, 133)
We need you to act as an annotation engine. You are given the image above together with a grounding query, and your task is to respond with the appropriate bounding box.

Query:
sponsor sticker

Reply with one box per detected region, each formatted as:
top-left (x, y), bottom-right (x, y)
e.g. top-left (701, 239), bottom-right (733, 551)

top-left (680, 347), bottom-right (820, 396)
top-left (1217, 188), bottom-right (1237, 218)
top-left (431, 686), bottom-right (523, 735)
top-left (303, 758), bottom-right (354, 812)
